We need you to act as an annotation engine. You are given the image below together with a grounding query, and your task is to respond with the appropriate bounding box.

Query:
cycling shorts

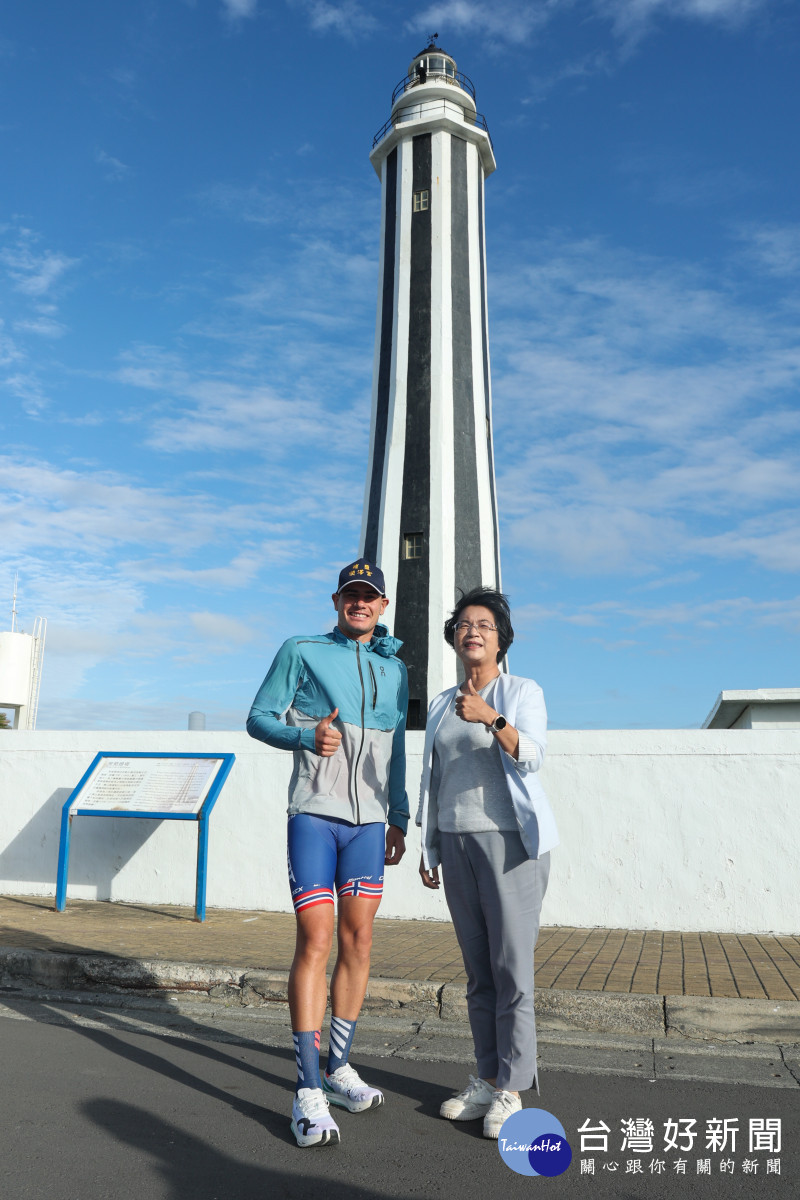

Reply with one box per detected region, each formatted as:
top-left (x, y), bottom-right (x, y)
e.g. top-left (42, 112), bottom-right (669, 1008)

top-left (287, 813), bottom-right (385, 914)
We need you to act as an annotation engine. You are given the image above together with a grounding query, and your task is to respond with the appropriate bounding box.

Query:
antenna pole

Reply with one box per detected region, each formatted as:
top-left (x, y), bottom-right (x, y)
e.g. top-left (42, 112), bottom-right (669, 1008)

top-left (11, 571), bottom-right (18, 634)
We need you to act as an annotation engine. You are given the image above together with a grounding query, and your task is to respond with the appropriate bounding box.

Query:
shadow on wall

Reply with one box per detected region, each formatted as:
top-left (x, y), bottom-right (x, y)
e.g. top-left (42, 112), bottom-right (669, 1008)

top-left (0, 787), bottom-right (163, 899)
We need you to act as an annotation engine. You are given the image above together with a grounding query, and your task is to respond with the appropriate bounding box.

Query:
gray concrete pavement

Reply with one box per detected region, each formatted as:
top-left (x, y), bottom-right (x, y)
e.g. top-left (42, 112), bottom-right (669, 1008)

top-left (2, 1001), bottom-right (798, 1200)
top-left (1, 993), bottom-right (798, 1091)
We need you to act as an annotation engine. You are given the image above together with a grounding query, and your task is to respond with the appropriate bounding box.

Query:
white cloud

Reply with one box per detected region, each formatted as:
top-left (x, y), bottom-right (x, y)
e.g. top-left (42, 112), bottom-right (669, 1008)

top-left (13, 317), bottom-right (66, 338)
top-left (292, 0), bottom-right (379, 38)
top-left (0, 183), bottom-right (381, 684)
top-left (189, 610), bottom-right (256, 644)
top-left (633, 571), bottom-right (701, 591)
top-left (407, 0), bottom-right (554, 45)
top-left (0, 319), bottom-right (23, 366)
top-left (0, 237), bottom-right (78, 297)
top-left (2, 372), bottom-right (49, 415)
top-left (221, 0), bottom-right (258, 18)
top-left (0, 453), bottom-right (304, 710)
top-left (117, 531), bottom-right (324, 590)
top-left (0, 226), bottom-right (77, 412)
top-left (36, 696), bottom-right (248, 731)
top-left (198, 176), bottom-right (376, 236)
top-left (516, 594), bottom-right (800, 633)
top-left (695, 513), bottom-right (800, 573)
top-left (600, 0), bottom-right (764, 25)
top-left (2, 561), bottom-right (148, 698)
top-left (0, 428), bottom-right (364, 708)
top-left (620, 152), bottom-right (762, 208)
top-left (95, 149), bottom-right (132, 182)
top-left (736, 222), bottom-right (800, 277)
top-left (524, 51), bottom-right (612, 104)
top-left (104, 181), bottom-right (378, 469)
top-left (594, 0), bottom-right (768, 45)
top-left (0, 455), bottom-right (263, 559)
top-left (119, 551), bottom-right (278, 589)
top-left (406, 0), bottom-right (770, 49)
top-left (113, 347), bottom-right (365, 461)
top-left (490, 233), bottom-right (800, 576)
top-left (109, 67), bottom-right (137, 88)
top-left (504, 504), bottom-right (684, 575)
top-left (198, 181), bottom-right (280, 227)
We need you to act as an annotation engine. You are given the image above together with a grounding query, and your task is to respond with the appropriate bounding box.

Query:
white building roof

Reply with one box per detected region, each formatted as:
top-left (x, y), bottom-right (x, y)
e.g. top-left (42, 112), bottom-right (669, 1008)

top-left (702, 688), bottom-right (800, 729)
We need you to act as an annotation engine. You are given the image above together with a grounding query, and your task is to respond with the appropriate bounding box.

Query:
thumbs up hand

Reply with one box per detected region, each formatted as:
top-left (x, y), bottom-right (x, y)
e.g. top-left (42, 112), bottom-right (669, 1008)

top-left (315, 708), bottom-right (343, 756)
top-left (455, 678), bottom-right (496, 726)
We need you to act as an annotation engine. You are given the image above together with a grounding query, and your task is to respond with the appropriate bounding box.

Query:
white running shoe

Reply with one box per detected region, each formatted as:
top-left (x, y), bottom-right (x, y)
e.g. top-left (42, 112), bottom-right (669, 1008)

top-left (439, 1074), bottom-right (495, 1121)
top-left (290, 1087), bottom-right (341, 1147)
top-left (483, 1089), bottom-right (522, 1139)
top-left (323, 1064), bottom-right (384, 1113)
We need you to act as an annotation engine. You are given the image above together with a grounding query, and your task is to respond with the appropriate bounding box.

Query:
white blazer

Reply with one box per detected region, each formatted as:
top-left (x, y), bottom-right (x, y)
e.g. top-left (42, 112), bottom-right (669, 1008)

top-left (416, 673), bottom-right (559, 869)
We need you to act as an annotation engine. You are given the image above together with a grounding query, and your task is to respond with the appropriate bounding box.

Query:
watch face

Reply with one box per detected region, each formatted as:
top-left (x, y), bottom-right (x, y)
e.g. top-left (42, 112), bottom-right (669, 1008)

top-left (494, 716), bottom-right (507, 730)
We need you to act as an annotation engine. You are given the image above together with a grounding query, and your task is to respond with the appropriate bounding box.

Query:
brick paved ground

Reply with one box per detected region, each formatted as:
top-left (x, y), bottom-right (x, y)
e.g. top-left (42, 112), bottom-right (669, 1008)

top-left (2, 895), bottom-right (799, 1001)
top-left (534, 926), bottom-right (800, 1000)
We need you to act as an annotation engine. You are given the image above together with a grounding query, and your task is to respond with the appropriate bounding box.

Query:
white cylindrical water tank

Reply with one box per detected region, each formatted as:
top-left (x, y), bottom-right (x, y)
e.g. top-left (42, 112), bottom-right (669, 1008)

top-left (0, 632), bottom-right (33, 707)
top-left (188, 711), bottom-right (206, 730)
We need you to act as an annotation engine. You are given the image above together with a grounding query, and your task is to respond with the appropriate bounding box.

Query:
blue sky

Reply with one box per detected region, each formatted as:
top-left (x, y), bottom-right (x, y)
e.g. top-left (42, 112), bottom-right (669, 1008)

top-left (1, 0), bottom-right (798, 730)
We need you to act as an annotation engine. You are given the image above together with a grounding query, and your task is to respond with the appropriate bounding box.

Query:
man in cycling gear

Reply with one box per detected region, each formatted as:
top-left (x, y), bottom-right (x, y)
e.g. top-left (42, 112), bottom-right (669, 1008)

top-left (247, 559), bottom-right (408, 1147)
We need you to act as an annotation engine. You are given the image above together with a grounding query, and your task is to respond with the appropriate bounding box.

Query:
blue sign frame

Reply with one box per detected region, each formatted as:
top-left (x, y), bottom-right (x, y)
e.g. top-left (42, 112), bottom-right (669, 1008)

top-left (55, 751), bottom-right (235, 922)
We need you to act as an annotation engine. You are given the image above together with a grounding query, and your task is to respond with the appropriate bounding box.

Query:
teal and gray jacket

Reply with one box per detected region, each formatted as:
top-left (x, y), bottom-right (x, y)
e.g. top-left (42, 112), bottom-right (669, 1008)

top-left (246, 625), bottom-right (409, 833)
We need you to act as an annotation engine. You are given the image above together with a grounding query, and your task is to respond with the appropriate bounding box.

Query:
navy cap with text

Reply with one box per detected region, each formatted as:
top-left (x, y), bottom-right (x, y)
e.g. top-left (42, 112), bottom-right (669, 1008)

top-left (337, 558), bottom-right (386, 596)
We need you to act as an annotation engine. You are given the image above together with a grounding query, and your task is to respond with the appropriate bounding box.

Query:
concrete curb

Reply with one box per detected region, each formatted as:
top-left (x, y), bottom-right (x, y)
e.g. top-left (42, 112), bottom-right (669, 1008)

top-left (1, 946), bottom-right (799, 1044)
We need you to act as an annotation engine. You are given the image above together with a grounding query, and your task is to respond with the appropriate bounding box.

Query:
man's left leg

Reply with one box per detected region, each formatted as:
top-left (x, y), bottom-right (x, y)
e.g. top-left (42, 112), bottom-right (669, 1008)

top-left (330, 893), bottom-right (381, 1017)
top-left (323, 821), bottom-right (386, 1113)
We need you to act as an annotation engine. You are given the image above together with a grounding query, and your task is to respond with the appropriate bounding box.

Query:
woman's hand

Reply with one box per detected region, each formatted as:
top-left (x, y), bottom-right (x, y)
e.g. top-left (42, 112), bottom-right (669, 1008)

top-left (455, 678), bottom-right (496, 725)
top-left (419, 853), bottom-right (440, 889)
top-left (456, 678), bottom-right (521, 759)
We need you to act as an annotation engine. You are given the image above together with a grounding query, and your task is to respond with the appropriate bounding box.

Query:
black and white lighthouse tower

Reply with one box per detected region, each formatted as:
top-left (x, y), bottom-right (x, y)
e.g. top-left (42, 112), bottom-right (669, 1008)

top-left (360, 42), bottom-right (502, 729)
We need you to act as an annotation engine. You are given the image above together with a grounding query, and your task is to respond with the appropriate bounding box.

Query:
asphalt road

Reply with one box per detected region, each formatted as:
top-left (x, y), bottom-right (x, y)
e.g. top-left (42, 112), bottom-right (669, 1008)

top-left (1, 998), bottom-right (797, 1200)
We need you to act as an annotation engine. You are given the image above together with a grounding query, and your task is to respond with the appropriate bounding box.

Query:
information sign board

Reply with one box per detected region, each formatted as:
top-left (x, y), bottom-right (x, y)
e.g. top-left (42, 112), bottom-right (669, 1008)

top-left (69, 756), bottom-right (222, 816)
top-left (55, 752), bottom-right (235, 921)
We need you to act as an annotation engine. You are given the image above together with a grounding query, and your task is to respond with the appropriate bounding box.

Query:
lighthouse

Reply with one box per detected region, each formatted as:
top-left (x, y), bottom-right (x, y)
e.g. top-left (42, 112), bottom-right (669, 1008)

top-left (360, 42), bottom-right (502, 729)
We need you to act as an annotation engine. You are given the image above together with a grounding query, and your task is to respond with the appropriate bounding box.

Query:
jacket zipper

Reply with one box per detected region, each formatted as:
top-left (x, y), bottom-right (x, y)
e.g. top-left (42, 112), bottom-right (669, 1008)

top-left (353, 643), bottom-right (366, 824)
top-left (368, 661), bottom-right (378, 709)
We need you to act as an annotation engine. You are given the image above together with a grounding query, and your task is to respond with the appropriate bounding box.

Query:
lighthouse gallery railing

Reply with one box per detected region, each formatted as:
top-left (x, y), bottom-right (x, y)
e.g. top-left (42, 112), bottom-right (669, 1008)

top-left (372, 102), bottom-right (493, 150)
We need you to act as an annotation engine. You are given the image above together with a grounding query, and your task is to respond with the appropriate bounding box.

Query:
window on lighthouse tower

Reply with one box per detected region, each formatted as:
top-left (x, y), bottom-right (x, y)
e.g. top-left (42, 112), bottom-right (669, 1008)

top-left (413, 190), bottom-right (429, 212)
top-left (403, 532), bottom-right (424, 560)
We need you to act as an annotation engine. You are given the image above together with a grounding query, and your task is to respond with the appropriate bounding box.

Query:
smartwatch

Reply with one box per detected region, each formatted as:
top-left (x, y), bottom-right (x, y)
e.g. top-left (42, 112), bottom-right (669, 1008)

top-left (490, 714), bottom-right (508, 732)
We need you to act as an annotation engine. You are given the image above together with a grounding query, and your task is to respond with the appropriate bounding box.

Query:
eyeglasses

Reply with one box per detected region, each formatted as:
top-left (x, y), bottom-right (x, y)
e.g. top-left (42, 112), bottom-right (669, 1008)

top-left (454, 620), bottom-right (497, 633)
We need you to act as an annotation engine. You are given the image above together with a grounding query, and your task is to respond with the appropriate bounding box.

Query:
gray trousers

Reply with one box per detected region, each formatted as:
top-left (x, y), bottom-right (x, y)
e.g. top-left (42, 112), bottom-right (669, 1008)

top-left (440, 831), bottom-right (550, 1092)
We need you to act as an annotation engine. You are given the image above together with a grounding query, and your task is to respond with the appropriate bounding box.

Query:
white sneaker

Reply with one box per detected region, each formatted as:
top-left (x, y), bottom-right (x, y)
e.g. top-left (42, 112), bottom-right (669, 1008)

top-left (290, 1087), bottom-right (341, 1147)
top-left (483, 1089), bottom-right (522, 1139)
top-left (323, 1064), bottom-right (384, 1113)
top-left (439, 1074), bottom-right (495, 1121)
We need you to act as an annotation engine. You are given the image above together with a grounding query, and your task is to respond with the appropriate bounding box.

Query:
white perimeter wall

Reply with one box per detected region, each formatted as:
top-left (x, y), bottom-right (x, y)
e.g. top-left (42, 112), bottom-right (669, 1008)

top-left (1, 729), bottom-right (798, 934)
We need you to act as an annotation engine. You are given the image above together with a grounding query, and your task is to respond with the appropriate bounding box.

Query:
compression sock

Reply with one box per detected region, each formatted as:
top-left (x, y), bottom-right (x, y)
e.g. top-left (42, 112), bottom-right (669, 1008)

top-left (293, 1029), bottom-right (322, 1094)
top-left (326, 1015), bottom-right (357, 1076)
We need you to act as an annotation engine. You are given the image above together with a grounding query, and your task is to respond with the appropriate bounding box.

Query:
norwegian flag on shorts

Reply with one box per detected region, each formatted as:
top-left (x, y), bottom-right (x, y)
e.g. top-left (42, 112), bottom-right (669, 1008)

top-left (292, 886), bottom-right (335, 913)
top-left (337, 879), bottom-right (383, 899)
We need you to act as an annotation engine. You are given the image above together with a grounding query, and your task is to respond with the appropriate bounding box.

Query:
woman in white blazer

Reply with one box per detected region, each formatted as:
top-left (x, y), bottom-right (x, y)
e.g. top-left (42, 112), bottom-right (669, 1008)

top-left (417, 586), bottom-right (558, 1139)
